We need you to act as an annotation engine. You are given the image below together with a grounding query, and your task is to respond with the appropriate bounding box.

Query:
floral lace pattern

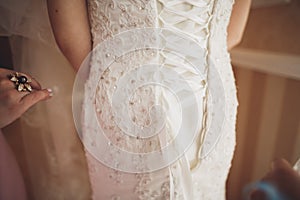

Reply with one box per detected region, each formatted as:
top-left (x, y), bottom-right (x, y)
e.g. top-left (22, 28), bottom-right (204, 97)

top-left (84, 0), bottom-right (236, 199)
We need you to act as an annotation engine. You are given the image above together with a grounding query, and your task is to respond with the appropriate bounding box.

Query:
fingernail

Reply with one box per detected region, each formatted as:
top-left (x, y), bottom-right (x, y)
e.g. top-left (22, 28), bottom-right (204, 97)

top-left (47, 88), bottom-right (54, 97)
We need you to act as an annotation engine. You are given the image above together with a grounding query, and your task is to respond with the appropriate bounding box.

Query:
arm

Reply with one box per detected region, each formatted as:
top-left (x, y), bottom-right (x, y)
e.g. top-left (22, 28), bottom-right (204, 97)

top-left (47, 0), bottom-right (92, 71)
top-left (227, 0), bottom-right (252, 50)
top-left (0, 67), bottom-right (52, 200)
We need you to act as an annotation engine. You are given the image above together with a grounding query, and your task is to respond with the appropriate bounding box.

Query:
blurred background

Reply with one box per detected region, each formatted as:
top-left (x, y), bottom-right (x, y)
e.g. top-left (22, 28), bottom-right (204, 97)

top-left (0, 0), bottom-right (299, 199)
top-left (226, 0), bottom-right (300, 199)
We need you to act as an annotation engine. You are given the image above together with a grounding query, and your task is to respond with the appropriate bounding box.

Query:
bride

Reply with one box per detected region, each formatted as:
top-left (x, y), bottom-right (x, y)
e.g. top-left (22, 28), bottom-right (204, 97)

top-left (0, 0), bottom-right (250, 199)
top-left (47, 0), bottom-right (251, 199)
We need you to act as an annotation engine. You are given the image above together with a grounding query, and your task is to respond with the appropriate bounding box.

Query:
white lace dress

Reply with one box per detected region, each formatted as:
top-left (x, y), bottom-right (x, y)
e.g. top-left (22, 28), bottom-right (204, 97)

top-left (79, 0), bottom-right (238, 199)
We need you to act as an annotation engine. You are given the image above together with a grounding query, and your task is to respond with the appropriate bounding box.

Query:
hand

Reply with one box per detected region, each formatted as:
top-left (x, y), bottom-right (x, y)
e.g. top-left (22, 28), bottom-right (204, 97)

top-left (0, 68), bottom-right (53, 128)
top-left (250, 158), bottom-right (300, 200)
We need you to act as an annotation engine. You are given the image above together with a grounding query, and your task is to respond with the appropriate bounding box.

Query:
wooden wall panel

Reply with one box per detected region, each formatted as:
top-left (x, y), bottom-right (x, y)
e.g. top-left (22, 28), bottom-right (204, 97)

top-left (227, 67), bottom-right (300, 200)
top-left (274, 79), bottom-right (300, 162)
top-left (227, 1), bottom-right (300, 199)
top-left (252, 75), bottom-right (286, 180)
top-left (240, 0), bottom-right (300, 54)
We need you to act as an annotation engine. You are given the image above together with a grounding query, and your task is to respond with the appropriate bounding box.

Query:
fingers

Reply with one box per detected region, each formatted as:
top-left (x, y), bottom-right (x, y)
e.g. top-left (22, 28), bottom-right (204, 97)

top-left (0, 68), bottom-right (41, 90)
top-left (271, 158), bottom-right (291, 171)
top-left (0, 87), bottom-right (53, 128)
top-left (19, 89), bottom-right (52, 114)
top-left (0, 78), bottom-right (32, 102)
top-left (250, 189), bottom-right (267, 200)
top-left (0, 79), bottom-right (15, 92)
top-left (16, 72), bottom-right (41, 89)
top-left (11, 72), bottom-right (42, 90)
top-left (0, 67), bottom-right (54, 128)
top-left (1, 90), bottom-right (29, 107)
top-left (0, 68), bottom-right (14, 78)
top-left (23, 74), bottom-right (41, 90)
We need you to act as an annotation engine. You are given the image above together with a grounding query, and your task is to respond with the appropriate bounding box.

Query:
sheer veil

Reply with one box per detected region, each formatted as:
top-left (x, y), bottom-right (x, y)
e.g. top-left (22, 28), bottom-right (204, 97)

top-left (0, 0), bottom-right (91, 199)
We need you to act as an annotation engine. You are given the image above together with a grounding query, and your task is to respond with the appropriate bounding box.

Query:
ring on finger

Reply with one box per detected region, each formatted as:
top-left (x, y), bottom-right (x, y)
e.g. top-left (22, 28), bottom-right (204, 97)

top-left (9, 72), bottom-right (32, 92)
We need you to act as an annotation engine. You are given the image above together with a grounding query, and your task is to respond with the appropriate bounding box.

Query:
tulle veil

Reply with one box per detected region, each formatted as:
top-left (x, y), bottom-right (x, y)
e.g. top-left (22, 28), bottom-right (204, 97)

top-left (0, 0), bottom-right (91, 199)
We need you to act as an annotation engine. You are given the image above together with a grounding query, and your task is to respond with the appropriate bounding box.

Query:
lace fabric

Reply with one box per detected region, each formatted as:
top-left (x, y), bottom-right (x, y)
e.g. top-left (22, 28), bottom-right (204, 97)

top-left (84, 0), bottom-right (237, 199)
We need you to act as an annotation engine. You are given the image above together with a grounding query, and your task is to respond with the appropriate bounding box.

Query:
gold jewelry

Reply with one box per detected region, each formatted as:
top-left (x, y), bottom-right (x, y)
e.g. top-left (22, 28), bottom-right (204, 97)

top-left (9, 72), bottom-right (32, 92)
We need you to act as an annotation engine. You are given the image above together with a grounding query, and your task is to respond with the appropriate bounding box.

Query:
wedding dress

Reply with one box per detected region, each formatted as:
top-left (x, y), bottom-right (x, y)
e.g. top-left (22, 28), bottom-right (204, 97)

top-left (0, 0), bottom-right (237, 199)
top-left (78, 0), bottom-right (238, 199)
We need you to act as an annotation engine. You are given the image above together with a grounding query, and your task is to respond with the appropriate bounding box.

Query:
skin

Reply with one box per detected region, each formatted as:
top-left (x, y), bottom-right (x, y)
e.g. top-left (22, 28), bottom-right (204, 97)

top-left (227, 0), bottom-right (252, 50)
top-left (0, 67), bottom-right (52, 200)
top-left (0, 68), bottom-right (52, 128)
top-left (47, 0), bottom-right (91, 72)
top-left (47, 0), bottom-right (252, 71)
top-left (250, 159), bottom-right (300, 200)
